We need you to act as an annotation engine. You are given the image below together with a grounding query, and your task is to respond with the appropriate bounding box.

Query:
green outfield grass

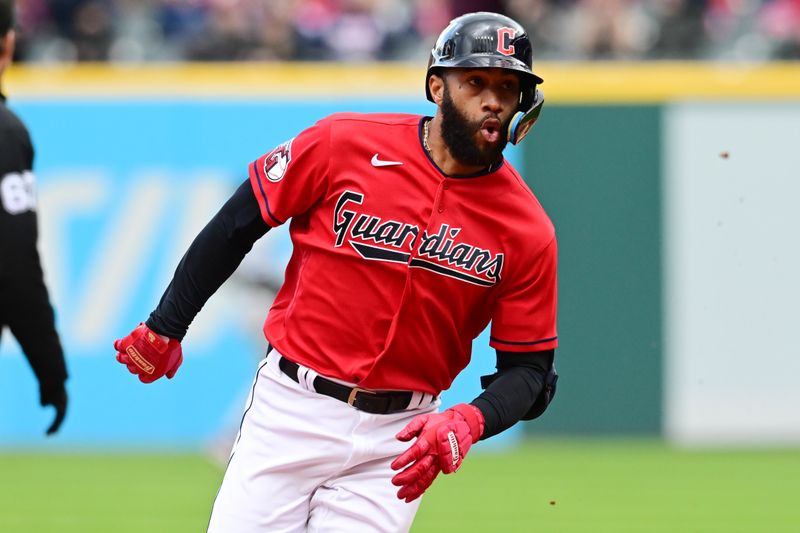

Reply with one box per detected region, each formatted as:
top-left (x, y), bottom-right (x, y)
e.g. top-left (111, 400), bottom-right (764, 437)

top-left (1, 440), bottom-right (798, 532)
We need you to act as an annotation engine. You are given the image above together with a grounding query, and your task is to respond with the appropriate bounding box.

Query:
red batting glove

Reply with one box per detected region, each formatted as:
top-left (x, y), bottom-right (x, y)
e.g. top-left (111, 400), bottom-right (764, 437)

top-left (113, 323), bottom-right (183, 384)
top-left (390, 403), bottom-right (484, 502)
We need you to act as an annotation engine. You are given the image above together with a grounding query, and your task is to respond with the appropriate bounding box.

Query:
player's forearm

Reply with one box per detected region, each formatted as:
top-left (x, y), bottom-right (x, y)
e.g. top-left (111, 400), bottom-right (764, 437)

top-left (470, 349), bottom-right (552, 439)
top-left (146, 179), bottom-right (269, 340)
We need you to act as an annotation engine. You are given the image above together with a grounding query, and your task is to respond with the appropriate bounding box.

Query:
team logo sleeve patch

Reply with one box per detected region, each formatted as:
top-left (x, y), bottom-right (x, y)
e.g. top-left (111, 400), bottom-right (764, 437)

top-left (248, 120), bottom-right (331, 227)
top-left (265, 139), bottom-right (293, 182)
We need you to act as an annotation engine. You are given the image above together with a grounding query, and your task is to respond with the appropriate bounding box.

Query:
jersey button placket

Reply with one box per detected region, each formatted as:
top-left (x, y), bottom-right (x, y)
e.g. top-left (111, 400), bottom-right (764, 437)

top-left (438, 180), bottom-right (448, 213)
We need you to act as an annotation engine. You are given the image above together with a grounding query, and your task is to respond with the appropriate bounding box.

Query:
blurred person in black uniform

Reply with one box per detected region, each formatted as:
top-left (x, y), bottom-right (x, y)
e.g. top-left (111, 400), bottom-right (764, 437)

top-left (0, 0), bottom-right (67, 436)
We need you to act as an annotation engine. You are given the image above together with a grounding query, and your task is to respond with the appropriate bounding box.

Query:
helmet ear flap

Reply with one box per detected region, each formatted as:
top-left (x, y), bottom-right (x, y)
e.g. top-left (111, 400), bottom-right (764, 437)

top-left (519, 83), bottom-right (536, 113)
top-left (508, 87), bottom-right (544, 145)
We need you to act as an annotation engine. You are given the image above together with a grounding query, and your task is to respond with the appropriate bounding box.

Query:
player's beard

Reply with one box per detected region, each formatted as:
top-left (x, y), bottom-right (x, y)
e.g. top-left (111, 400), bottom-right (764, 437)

top-left (441, 84), bottom-right (509, 169)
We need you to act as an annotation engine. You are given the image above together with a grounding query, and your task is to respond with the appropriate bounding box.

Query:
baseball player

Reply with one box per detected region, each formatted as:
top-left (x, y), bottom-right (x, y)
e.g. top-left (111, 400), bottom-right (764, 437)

top-left (114, 11), bottom-right (558, 532)
top-left (1, 0), bottom-right (68, 436)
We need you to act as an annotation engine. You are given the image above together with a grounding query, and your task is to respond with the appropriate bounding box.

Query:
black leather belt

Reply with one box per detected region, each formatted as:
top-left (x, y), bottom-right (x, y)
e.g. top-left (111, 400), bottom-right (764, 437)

top-left (277, 356), bottom-right (413, 415)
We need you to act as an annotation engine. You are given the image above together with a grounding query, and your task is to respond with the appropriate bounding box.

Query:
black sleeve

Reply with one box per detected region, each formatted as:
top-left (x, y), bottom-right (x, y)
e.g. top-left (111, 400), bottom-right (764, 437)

top-left (470, 349), bottom-right (554, 440)
top-left (0, 102), bottom-right (67, 387)
top-left (1, 247), bottom-right (68, 387)
top-left (145, 179), bottom-right (269, 340)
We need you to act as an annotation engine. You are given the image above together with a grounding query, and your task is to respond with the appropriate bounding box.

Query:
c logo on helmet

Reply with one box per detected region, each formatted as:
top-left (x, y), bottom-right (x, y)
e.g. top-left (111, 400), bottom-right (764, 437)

top-left (497, 27), bottom-right (516, 56)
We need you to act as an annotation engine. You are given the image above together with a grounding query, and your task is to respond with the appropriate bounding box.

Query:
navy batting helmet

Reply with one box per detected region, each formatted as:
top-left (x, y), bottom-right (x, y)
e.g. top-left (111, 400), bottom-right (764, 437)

top-left (425, 12), bottom-right (545, 145)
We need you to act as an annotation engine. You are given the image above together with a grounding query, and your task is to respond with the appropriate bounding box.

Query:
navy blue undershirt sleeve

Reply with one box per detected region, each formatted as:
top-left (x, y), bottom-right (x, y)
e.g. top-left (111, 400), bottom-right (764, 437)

top-left (471, 349), bottom-right (553, 439)
top-left (146, 179), bottom-right (269, 340)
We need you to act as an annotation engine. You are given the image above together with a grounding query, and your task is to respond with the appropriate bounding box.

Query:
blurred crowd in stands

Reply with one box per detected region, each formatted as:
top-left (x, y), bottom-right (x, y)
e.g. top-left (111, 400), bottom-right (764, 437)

top-left (11, 0), bottom-right (800, 63)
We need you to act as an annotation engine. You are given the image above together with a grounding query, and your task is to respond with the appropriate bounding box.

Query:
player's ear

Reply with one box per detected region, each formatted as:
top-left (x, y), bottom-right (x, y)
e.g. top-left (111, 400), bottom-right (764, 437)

top-left (429, 73), bottom-right (445, 105)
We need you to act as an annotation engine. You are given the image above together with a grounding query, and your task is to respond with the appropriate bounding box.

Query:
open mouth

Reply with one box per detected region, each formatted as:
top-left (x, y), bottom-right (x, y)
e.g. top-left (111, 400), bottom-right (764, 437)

top-left (480, 118), bottom-right (502, 143)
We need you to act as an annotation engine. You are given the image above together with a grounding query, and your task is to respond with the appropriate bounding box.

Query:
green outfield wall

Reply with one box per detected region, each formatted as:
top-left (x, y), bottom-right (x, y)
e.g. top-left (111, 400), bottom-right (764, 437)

top-left (522, 106), bottom-right (663, 434)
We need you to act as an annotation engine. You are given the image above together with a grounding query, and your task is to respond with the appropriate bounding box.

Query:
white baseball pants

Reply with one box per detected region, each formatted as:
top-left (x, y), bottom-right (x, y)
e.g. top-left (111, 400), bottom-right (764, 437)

top-left (207, 349), bottom-right (439, 533)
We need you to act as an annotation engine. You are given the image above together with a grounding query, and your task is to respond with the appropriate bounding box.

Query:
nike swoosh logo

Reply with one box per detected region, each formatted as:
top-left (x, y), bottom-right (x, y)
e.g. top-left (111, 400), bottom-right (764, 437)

top-left (371, 154), bottom-right (403, 167)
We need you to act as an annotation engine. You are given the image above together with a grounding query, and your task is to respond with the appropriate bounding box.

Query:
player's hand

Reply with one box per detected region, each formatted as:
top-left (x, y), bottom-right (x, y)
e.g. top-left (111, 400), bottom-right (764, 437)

top-left (39, 379), bottom-right (68, 436)
top-left (113, 323), bottom-right (183, 384)
top-left (390, 403), bottom-right (484, 502)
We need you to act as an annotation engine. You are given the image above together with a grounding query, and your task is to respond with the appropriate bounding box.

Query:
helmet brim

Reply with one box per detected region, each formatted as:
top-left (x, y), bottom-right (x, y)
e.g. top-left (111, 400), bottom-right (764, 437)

top-left (433, 54), bottom-right (544, 85)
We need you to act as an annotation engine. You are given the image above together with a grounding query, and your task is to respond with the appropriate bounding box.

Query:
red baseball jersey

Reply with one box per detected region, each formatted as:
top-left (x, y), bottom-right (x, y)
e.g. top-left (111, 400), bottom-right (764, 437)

top-left (249, 113), bottom-right (557, 394)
